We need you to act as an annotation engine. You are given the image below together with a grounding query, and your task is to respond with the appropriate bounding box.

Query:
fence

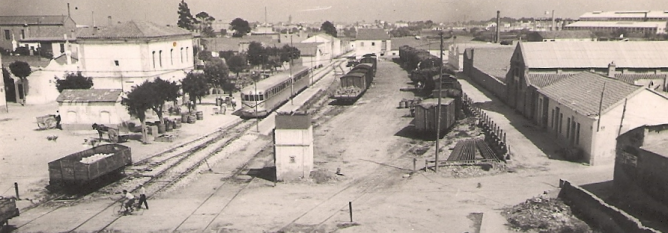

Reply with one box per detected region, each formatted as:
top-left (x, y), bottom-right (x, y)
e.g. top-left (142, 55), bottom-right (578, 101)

top-left (462, 93), bottom-right (509, 160)
top-left (558, 179), bottom-right (660, 233)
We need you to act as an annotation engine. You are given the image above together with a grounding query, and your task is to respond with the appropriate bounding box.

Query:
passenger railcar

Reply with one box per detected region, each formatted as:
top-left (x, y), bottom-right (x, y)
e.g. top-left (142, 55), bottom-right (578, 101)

top-left (240, 66), bottom-right (310, 118)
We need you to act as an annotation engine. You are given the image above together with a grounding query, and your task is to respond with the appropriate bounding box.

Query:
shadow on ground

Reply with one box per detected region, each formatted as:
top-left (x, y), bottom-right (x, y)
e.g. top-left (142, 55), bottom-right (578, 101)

top-left (247, 166), bottom-right (276, 182)
top-left (457, 73), bottom-right (576, 163)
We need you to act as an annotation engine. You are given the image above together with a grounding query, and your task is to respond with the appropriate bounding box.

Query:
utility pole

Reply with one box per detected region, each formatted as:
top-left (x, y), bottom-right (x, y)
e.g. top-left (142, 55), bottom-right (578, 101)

top-left (435, 32), bottom-right (444, 172)
top-left (289, 30), bottom-right (294, 105)
top-left (596, 82), bottom-right (606, 132)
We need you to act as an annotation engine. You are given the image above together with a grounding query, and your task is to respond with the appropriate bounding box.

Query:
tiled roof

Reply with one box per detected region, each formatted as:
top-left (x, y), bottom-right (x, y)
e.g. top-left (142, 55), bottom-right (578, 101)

top-left (614, 74), bottom-right (667, 84)
top-left (202, 38), bottom-right (242, 52)
top-left (539, 72), bottom-right (641, 116)
top-left (519, 41), bottom-right (668, 68)
top-left (266, 42), bottom-right (322, 56)
top-left (531, 30), bottom-right (595, 39)
top-left (470, 47), bottom-right (515, 80)
top-left (56, 89), bottom-right (122, 103)
top-left (77, 21), bottom-right (191, 39)
top-left (356, 29), bottom-right (390, 40)
top-left (20, 27), bottom-right (77, 42)
top-left (566, 21), bottom-right (666, 29)
top-left (526, 73), bottom-right (576, 88)
top-left (0, 15), bottom-right (69, 25)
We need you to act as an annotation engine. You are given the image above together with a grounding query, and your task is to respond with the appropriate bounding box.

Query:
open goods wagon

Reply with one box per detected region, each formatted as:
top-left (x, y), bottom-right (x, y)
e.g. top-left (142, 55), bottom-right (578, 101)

top-left (0, 198), bottom-right (19, 226)
top-left (48, 144), bottom-right (132, 186)
top-left (413, 98), bottom-right (457, 136)
top-left (334, 64), bottom-right (374, 103)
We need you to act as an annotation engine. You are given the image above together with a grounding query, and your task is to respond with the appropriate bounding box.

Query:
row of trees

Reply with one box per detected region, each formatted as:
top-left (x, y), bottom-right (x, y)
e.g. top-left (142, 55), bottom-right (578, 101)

top-left (177, 0), bottom-right (251, 37)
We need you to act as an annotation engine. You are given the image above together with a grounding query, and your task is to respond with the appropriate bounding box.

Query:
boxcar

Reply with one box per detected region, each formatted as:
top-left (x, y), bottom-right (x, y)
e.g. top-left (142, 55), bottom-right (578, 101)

top-left (48, 144), bottom-right (132, 186)
top-left (334, 63), bottom-right (374, 103)
top-left (413, 98), bottom-right (456, 136)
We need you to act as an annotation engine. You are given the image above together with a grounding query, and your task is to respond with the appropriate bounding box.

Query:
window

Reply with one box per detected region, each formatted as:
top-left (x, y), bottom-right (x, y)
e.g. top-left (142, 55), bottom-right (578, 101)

top-left (20, 29), bottom-right (24, 39)
top-left (114, 60), bottom-right (119, 66)
top-left (152, 51), bottom-right (156, 68)
top-left (566, 118), bottom-right (571, 138)
top-left (159, 50), bottom-right (163, 68)
top-left (180, 48), bottom-right (184, 63)
top-left (170, 49), bottom-right (173, 65)
top-left (372, 42), bottom-right (375, 46)
top-left (4, 30), bottom-right (9, 40)
top-left (559, 113), bottom-right (563, 135)
top-left (360, 42), bottom-right (364, 47)
top-left (60, 43), bottom-right (65, 53)
top-left (185, 47), bottom-right (189, 62)
top-left (289, 156), bottom-right (296, 163)
top-left (551, 109), bottom-right (555, 129)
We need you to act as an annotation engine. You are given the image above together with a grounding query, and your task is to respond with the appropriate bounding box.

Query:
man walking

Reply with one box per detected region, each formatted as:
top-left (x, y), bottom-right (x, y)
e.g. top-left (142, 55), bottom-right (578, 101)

top-left (55, 110), bottom-right (61, 129)
top-left (137, 185), bottom-right (149, 209)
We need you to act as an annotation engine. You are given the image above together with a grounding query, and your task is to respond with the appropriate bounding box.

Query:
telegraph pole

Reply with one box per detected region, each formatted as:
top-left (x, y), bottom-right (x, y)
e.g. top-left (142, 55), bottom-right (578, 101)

top-left (435, 32), bottom-right (444, 172)
top-left (289, 30), bottom-right (294, 105)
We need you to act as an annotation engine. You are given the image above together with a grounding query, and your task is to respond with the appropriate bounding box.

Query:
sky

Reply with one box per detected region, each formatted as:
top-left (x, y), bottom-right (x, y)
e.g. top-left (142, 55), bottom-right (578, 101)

top-left (1, 0), bottom-right (666, 26)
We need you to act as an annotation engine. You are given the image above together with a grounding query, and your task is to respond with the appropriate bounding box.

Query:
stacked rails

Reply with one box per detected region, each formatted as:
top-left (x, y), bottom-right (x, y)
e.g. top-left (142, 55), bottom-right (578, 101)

top-left (446, 138), bottom-right (500, 163)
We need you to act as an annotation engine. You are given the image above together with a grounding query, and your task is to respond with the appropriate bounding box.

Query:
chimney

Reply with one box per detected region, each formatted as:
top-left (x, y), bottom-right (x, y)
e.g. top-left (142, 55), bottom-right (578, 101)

top-left (608, 61), bottom-right (616, 78)
top-left (67, 3), bottom-right (71, 17)
top-left (496, 11), bottom-right (501, 43)
top-left (108, 16), bottom-right (112, 26)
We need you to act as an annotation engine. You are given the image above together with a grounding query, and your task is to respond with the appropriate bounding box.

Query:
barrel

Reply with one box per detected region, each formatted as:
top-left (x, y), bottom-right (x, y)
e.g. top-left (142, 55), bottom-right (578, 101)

top-left (196, 111), bottom-right (203, 120)
top-left (150, 125), bottom-right (159, 139)
top-left (188, 114), bottom-right (196, 124)
top-left (181, 113), bottom-right (188, 123)
top-left (174, 120), bottom-right (182, 129)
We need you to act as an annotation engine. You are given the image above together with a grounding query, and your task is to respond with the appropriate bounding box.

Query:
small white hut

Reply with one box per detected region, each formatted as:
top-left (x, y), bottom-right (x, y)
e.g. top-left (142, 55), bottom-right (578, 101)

top-left (274, 111), bottom-right (314, 181)
top-left (56, 89), bottom-right (131, 130)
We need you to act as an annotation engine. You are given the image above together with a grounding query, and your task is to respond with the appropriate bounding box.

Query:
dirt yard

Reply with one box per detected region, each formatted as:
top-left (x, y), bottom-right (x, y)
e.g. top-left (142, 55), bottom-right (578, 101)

top-left (1, 58), bottom-right (616, 232)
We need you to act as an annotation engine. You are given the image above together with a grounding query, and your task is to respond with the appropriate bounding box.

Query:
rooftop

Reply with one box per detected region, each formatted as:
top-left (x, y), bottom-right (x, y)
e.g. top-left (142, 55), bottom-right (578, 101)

top-left (615, 73), bottom-right (668, 85)
top-left (538, 72), bottom-right (641, 116)
top-left (526, 73), bottom-right (576, 88)
top-left (77, 21), bottom-right (192, 39)
top-left (56, 89), bottom-right (122, 103)
top-left (529, 30), bottom-right (595, 40)
top-left (356, 29), bottom-right (390, 40)
top-left (0, 15), bottom-right (72, 26)
top-left (390, 37), bottom-right (440, 51)
top-left (519, 41), bottom-right (668, 69)
top-left (579, 10), bottom-right (668, 19)
top-left (641, 137), bottom-right (668, 157)
top-left (469, 47), bottom-right (515, 80)
top-left (566, 21), bottom-right (667, 29)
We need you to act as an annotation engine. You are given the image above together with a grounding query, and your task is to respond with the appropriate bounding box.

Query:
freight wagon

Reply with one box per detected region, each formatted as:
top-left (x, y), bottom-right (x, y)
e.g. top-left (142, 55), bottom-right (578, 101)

top-left (0, 198), bottom-right (19, 227)
top-left (413, 98), bottom-right (457, 137)
top-left (48, 144), bottom-right (132, 187)
top-left (334, 63), bottom-right (375, 104)
top-left (360, 53), bottom-right (377, 75)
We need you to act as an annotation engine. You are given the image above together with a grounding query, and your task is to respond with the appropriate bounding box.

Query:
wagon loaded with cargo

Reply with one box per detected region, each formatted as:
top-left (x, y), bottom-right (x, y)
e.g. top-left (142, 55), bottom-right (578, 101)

top-left (48, 144), bottom-right (132, 187)
top-left (0, 197), bottom-right (19, 227)
top-left (334, 58), bottom-right (377, 104)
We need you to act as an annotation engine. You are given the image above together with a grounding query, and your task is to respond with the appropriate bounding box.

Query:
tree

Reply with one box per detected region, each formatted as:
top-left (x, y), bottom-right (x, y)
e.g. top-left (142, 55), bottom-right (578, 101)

top-left (198, 50), bottom-right (213, 62)
top-left (177, 0), bottom-right (196, 31)
top-left (320, 21), bottom-right (337, 37)
top-left (181, 72), bottom-right (208, 111)
top-left (230, 18), bottom-right (251, 37)
top-left (195, 11), bottom-right (216, 37)
top-left (227, 54), bottom-right (248, 77)
top-left (203, 57), bottom-right (230, 93)
top-left (281, 44), bottom-right (300, 64)
top-left (247, 41), bottom-right (267, 68)
top-left (151, 78), bottom-right (181, 124)
top-left (218, 50), bottom-right (235, 62)
top-left (56, 72), bottom-right (94, 93)
top-left (123, 81), bottom-right (154, 143)
top-left (9, 61), bottom-right (31, 104)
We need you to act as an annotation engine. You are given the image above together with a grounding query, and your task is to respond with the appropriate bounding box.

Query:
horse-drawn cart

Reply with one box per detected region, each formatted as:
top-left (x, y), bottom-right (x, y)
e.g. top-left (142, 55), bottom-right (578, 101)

top-left (0, 197), bottom-right (19, 227)
top-left (92, 123), bottom-right (132, 143)
top-left (36, 114), bottom-right (57, 130)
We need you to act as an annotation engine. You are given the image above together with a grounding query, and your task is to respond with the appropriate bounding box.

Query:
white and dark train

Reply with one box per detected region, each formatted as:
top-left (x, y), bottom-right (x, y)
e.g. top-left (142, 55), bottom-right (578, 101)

top-left (240, 66), bottom-right (311, 118)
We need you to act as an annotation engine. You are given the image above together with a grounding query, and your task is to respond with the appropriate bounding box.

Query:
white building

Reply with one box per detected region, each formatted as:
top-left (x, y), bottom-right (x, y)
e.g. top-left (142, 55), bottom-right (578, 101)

top-left (76, 21), bottom-right (194, 91)
top-left (302, 33), bottom-right (342, 59)
top-left (274, 112), bottom-right (314, 181)
top-left (56, 89), bottom-right (132, 130)
top-left (565, 10), bottom-right (668, 35)
top-left (25, 53), bottom-right (80, 105)
top-left (354, 28), bottom-right (391, 58)
top-left (539, 72), bottom-right (668, 165)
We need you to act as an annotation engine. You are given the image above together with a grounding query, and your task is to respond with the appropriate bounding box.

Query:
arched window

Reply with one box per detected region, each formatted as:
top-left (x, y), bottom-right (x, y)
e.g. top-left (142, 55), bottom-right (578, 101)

top-left (159, 50), bottom-right (163, 68)
top-left (170, 49), bottom-right (174, 65)
top-left (152, 51), bottom-right (156, 69)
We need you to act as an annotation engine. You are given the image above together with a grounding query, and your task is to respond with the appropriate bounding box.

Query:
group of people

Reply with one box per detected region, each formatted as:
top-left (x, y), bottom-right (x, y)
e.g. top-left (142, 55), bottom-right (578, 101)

top-left (120, 185), bottom-right (149, 214)
top-left (219, 96), bottom-right (237, 115)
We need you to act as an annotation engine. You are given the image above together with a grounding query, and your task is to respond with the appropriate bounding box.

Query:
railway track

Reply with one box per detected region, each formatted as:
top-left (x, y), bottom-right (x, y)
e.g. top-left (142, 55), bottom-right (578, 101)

top-left (13, 118), bottom-right (253, 232)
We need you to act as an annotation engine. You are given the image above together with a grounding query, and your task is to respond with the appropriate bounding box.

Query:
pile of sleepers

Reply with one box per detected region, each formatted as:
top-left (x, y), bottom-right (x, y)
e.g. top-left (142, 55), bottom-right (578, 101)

top-left (446, 138), bottom-right (500, 163)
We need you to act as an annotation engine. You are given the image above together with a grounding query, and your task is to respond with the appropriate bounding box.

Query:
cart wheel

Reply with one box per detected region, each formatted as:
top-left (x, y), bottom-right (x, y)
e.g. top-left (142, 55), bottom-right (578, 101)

top-left (108, 129), bottom-right (119, 143)
top-left (37, 122), bottom-right (47, 129)
top-left (45, 118), bottom-right (56, 129)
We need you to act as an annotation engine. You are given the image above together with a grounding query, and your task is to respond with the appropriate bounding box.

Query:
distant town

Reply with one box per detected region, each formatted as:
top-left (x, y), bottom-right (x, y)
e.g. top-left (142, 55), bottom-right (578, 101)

top-left (1, 1), bottom-right (668, 232)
